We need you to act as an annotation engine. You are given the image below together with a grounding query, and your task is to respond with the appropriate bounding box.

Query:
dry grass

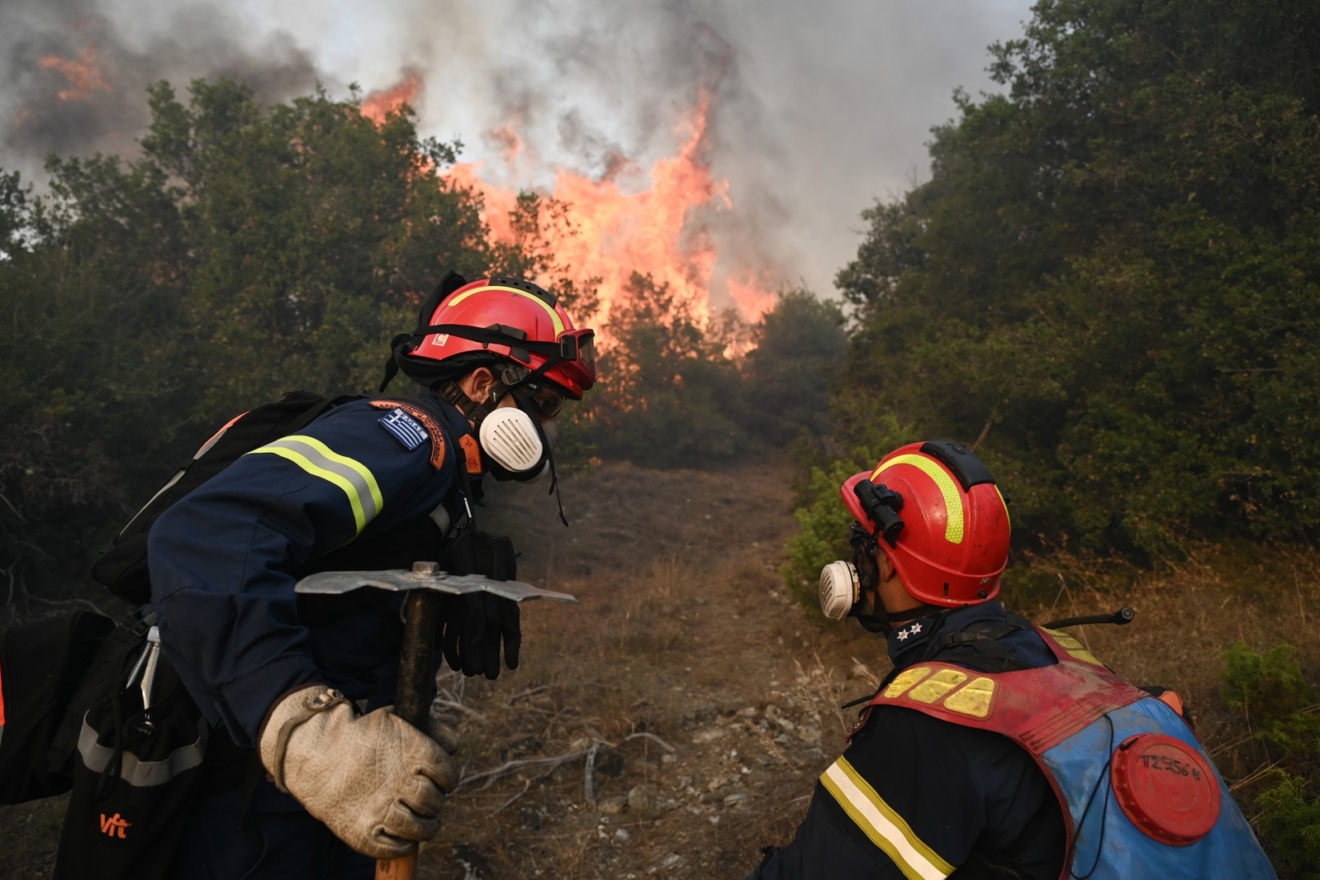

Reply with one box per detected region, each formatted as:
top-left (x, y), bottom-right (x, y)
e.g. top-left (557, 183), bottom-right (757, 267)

top-left (418, 460), bottom-right (827, 879)
top-left (0, 797), bottom-right (67, 880)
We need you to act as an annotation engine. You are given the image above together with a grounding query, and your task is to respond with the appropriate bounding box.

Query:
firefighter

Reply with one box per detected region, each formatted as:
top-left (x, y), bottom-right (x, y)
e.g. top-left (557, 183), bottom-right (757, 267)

top-left (749, 441), bottom-right (1277, 880)
top-left (148, 274), bottom-right (596, 878)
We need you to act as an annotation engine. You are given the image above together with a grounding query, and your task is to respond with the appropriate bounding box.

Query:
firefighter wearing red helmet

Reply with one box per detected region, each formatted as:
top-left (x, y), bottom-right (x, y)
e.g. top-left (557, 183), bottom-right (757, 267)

top-left (140, 271), bottom-right (595, 880)
top-left (749, 441), bottom-right (1276, 880)
top-left (384, 272), bottom-right (597, 488)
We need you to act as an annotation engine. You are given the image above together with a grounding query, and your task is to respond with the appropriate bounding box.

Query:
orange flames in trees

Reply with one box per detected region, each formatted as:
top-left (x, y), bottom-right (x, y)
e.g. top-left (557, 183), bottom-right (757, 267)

top-left (39, 45), bottom-right (111, 101)
top-left (361, 71), bottom-right (423, 125)
top-left (444, 90), bottom-right (777, 329)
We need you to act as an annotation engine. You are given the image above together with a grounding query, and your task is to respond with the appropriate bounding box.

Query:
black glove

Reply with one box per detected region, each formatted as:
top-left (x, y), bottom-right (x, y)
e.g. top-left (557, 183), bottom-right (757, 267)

top-left (439, 528), bottom-right (520, 679)
top-left (441, 593), bottom-right (520, 680)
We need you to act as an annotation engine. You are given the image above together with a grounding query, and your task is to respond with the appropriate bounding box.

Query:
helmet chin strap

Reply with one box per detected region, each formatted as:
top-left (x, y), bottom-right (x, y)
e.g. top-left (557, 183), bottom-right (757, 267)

top-left (887, 603), bottom-right (945, 624)
top-left (437, 375), bottom-right (511, 429)
top-left (508, 383), bottom-right (571, 528)
top-left (855, 602), bottom-right (945, 635)
top-left (438, 358), bottom-right (556, 427)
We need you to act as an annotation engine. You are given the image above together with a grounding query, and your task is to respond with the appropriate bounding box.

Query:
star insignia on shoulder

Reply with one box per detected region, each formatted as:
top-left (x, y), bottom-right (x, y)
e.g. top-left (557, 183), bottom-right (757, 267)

top-left (896, 629), bottom-right (910, 641)
top-left (909, 623), bottom-right (923, 634)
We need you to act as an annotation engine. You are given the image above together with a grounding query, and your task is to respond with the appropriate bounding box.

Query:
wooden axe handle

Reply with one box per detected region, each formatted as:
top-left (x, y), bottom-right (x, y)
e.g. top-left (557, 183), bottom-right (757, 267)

top-left (376, 589), bottom-right (441, 880)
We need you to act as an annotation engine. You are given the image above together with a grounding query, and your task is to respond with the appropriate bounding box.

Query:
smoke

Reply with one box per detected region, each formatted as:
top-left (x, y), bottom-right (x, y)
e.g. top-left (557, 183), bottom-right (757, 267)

top-left (0, 0), bottom-right (1033, 296)
top-left (388, 0), bottom-right (1033, 299)
top-left (0, 0), bottom-right (323, 175)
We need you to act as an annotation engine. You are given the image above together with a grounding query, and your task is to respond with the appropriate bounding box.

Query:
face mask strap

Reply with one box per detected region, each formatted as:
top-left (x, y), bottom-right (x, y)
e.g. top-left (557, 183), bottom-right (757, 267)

top-left (439, 379), bottom-right (503, 429)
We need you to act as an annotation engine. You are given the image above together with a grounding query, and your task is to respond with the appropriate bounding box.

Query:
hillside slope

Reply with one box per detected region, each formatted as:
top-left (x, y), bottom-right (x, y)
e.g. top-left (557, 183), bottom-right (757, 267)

top-left (3, 459), bottom-right (1311, 878)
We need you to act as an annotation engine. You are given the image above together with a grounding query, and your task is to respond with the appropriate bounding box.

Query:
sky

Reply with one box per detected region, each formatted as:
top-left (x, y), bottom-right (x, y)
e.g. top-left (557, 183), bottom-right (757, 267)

top-left (0, 0), bottom-right (1037, 305)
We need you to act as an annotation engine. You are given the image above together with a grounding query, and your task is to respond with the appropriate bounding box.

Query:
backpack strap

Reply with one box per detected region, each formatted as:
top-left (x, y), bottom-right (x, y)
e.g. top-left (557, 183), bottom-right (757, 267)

top-left (91, 392), bottom-right (361, 608)
top-left (46, 611), bottom-right (153, 776)
top-left (920, 611), bottom-right (1036, 674)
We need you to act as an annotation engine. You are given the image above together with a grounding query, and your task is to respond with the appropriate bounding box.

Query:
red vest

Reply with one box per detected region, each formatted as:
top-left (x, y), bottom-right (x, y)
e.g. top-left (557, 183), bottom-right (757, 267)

top-left (852, 627), bottom-right (1277, 880)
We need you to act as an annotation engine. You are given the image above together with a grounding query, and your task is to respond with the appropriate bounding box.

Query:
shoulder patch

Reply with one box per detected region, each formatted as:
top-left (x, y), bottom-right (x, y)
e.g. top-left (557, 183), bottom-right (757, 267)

top-left (370, 400), bottom-right (447, 471)
top-left (379, 408), bottom-right (428, 450)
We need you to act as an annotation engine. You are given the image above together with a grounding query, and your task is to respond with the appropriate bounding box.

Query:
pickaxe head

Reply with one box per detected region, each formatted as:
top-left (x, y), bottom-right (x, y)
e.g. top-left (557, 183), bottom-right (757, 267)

top-left (295, 561), bottom-right (579, 604)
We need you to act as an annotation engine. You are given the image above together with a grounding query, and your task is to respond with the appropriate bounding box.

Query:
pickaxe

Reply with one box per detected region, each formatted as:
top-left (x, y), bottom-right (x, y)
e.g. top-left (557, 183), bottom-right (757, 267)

top-left (295, 561), bottom-right (578, 880)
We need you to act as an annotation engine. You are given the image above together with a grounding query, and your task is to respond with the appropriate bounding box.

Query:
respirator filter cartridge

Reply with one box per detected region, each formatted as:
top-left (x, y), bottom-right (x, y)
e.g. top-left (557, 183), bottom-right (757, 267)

top-left (818, 560), bottom-right (861, 621)
top-left (479, 406), bottom-right (545, 473)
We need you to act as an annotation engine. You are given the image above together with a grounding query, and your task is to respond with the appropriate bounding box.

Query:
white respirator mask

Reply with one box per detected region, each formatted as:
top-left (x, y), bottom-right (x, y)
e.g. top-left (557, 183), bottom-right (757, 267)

top-left (478, 406), bottom-right (547, 477)
top-left (818, 560), bottom-right (862, 620)
top-left (817, 520), bottom-right (893, 633)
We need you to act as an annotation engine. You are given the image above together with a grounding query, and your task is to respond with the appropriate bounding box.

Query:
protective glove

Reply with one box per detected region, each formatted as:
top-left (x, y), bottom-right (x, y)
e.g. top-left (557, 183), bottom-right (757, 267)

top-left (258, 685), bottom-right (459, 859)
top-left (440, 592), bottom-right (520, 680)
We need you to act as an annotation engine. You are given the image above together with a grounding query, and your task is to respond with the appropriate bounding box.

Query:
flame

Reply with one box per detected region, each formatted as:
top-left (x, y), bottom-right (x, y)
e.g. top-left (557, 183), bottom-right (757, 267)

top-left (40, 45), bottom-right (110, 101)
top-left (361, 71), bottom-right (422, 125)
top-left (446, 90), bottom-right (776, 329)
top-left (726, 271), bottom-right (778, 320)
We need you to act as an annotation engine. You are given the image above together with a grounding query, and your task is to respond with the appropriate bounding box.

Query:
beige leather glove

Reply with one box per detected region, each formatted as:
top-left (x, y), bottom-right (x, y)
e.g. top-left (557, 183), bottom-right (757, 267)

top-left (258, 685), bottom-right (459, 859)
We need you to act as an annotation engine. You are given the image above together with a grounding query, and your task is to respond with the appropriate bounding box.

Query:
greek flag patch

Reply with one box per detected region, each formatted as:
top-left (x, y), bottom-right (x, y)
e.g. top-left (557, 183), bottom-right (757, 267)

top-left (379, 408), bottom-right (428, 451)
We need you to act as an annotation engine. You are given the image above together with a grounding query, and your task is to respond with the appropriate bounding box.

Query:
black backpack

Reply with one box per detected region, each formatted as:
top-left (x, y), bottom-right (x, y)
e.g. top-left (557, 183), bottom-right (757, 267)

top-left (91, 391), bottom-right (355, 607)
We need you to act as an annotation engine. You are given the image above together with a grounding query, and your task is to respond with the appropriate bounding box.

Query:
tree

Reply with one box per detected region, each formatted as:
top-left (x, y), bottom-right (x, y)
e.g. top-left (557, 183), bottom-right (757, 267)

top-left (743, 289), bottom-right (847, 447)
top-left (585, 272), bottom-right (748, 468)
top-left (833, 0), bottom-right (1320, 554)
top-left (135, 79), bottom-right (493, 414)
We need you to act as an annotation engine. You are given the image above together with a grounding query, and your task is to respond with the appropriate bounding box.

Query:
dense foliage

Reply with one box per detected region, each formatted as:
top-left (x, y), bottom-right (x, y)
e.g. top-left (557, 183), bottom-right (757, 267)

top-left (579, 276), bottom-right (846, 469)
top-left (825, 0), bottom-right (1320, 558)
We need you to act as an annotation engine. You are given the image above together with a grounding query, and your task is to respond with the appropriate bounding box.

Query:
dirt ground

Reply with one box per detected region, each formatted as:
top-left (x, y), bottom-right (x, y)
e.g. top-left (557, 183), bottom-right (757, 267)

top-left (420, 459), bottom-right (844, 879)
top-left (3, 458), bottom-right (1316, 878)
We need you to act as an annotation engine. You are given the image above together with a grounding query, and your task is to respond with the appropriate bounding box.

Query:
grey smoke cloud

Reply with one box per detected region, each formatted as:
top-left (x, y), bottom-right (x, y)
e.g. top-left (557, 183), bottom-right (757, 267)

top-left (0, 0), bottom-right (1034, 298)
top-left (0, 0), bottom-right (324, 172)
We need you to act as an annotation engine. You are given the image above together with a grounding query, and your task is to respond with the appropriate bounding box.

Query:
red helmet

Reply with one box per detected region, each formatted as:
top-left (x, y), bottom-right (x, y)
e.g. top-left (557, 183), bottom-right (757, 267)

top-left (841, 441), bottom-right (1011, 607)
top-left (402, 276), bottom-right (596, 399)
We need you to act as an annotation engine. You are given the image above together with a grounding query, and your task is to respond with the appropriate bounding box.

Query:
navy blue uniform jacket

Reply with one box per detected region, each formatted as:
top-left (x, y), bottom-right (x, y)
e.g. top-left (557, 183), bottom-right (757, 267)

top-left (147, 392), bottom-right (471, 748)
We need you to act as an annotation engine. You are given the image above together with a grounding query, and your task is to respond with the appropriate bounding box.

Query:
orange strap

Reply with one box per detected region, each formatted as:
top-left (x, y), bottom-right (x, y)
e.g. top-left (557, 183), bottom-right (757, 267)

top-left (458, 435), bottom-right (482, 475)
top-left (0, 651), bottom-right (7, 728)
top-left (1158, 689), bottom-right (1186, 717)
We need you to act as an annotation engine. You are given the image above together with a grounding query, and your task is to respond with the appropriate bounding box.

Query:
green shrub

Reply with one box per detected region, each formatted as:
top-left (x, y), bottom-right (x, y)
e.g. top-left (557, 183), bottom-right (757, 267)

top-left (1222, 641), bottom-right (1316, 727)
top-left (780, 415), bottom-right (916, 609)
top-left (1256, 772), bottom-right (1320, 880)
top-left (1221, 641), bottom-right (1320, 875)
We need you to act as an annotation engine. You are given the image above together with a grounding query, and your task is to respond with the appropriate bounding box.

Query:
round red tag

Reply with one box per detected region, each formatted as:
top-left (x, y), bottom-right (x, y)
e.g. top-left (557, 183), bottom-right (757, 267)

top-left (1111, 734), bottom-right (1221, 846)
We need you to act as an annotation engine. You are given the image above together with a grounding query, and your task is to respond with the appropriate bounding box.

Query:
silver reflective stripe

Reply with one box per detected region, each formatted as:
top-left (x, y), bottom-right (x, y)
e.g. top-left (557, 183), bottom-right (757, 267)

top-left (247, 436), bottom-right (383, 536)
top-left (77, 714), bottom-right (208, 787)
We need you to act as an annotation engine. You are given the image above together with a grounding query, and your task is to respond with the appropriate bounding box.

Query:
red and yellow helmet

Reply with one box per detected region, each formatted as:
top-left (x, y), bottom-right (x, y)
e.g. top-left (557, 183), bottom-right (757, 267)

top-left (841, 441), bottom-right (1011, 606)
top-left (398, 275), bottom-right (596, 399)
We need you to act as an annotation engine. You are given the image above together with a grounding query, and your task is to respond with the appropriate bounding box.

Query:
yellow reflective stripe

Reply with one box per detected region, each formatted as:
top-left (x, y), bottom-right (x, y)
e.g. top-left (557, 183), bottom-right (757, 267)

top-left (447, 285), bottom-right (565, 334)
top-left (246, 436), bottom-right (383, 536)
top-left (820, 757), bottom-right (954, 880)
top-left (874, 454), bottom-right (964, 544)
